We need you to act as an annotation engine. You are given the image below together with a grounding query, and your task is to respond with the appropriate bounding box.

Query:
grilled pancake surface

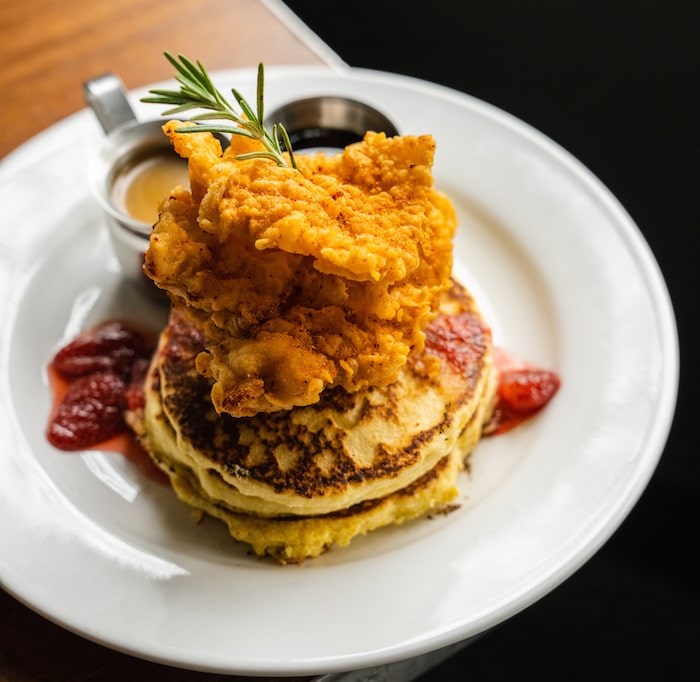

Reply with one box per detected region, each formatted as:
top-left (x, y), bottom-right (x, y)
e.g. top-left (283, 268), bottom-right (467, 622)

top-left (133, 279), bottom-right (497, 561)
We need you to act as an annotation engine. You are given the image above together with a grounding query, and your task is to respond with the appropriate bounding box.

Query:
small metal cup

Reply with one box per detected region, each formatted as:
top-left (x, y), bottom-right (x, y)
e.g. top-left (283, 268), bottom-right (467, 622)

top-left (89, 118), bottom-right (179, 287)
top-left (84, 74), bottom-right (179, 298)
top-left (265, 96), bottom-right (399, 151)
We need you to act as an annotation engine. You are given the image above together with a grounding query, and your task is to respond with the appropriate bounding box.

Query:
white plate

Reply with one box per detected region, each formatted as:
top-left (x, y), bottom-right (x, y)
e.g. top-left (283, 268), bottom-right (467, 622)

top-left (0, 66), bottom-right (678, 676)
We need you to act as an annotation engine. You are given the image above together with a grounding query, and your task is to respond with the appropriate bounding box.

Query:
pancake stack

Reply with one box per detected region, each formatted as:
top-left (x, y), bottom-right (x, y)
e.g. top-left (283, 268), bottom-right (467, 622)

top-left (129, 124), bottom-right (498, 562)
top-left (131, 279), bottom-right (497, 563)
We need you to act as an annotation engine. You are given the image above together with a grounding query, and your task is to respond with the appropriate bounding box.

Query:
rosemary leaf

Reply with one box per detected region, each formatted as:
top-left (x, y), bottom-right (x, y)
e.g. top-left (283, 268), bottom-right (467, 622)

top-left (141, 52), bottom-right (296, 170)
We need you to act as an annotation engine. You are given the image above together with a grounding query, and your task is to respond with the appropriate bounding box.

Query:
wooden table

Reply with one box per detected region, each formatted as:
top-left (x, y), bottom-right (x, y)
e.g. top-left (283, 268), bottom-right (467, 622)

top-left (0, 0), bottom-right (345, 159)
top-left (0, 1), bottom-right (338, 679)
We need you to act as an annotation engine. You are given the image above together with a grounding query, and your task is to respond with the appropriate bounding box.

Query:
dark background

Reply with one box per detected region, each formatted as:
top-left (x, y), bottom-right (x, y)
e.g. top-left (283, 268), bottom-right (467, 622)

top-left (282, 1), bottom-right (698, 679)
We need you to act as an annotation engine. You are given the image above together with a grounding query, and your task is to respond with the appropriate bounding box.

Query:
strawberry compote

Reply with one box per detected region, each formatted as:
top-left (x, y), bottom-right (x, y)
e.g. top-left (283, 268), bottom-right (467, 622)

top-left (45, 320), bottom-right (162, 479)
top-left (485, 347), bottom-right (561, 435)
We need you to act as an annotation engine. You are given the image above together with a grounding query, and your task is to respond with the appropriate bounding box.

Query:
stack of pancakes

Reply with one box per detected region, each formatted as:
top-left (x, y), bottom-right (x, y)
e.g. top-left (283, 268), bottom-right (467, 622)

top-left (132, 279), bottom-right (497, 563)
top-left (129, 126), bottom-right (498, 562)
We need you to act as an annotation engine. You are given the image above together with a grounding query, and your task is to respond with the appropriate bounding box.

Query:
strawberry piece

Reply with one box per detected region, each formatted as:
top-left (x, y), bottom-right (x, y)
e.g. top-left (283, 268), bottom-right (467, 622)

top-left (424, 311), bottom-right (489, 374)
top-left (46, 371), bottom-right (127, 450)
top-left (497, 368), bottom-right (560, 413)
top-left (51, 321), bottom-right (151, 378)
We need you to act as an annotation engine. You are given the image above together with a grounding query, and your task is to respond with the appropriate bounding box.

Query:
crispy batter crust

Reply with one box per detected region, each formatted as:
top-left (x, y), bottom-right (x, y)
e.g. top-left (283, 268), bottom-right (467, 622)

top-left (144, 124), bottom-right (456, 416)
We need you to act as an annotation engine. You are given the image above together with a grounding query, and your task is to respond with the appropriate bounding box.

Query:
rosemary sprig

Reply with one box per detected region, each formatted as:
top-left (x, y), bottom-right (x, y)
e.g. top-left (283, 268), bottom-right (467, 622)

top-left (141, 52), bottom-right (297, 169)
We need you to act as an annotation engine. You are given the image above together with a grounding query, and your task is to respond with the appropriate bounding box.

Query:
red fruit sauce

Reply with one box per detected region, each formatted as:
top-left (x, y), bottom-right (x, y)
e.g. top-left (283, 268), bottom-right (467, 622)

top-left (486, 347), bottom-right (561, 435)
top-left (46, 320), bottom-right (166, 482)
top-left (423, 310), bottom-right (489, 377)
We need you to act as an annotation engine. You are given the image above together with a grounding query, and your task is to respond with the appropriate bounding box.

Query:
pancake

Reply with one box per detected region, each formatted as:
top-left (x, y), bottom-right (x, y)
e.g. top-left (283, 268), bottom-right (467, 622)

top-left (131, 279), bottom-right (497, 562)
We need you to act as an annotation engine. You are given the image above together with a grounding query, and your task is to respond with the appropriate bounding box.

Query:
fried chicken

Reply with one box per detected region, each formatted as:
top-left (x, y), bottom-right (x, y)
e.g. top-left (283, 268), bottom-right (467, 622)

top-left (144, 122), bottom-right (456, 417)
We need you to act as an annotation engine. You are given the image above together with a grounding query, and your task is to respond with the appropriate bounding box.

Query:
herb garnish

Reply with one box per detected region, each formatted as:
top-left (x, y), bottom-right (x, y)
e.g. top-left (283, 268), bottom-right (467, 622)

top-left (141, 52), bottom-right (297, 169)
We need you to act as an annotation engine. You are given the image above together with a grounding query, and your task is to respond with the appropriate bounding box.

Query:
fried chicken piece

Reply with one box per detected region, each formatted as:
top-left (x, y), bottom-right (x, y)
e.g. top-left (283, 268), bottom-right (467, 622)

top-left (145, 122), bottom-right (456, 417)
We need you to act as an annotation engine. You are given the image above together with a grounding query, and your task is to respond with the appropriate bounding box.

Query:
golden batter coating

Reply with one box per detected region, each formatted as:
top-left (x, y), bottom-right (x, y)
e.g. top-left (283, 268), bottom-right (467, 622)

top-left (145, 123), bottom-right (456, 417)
